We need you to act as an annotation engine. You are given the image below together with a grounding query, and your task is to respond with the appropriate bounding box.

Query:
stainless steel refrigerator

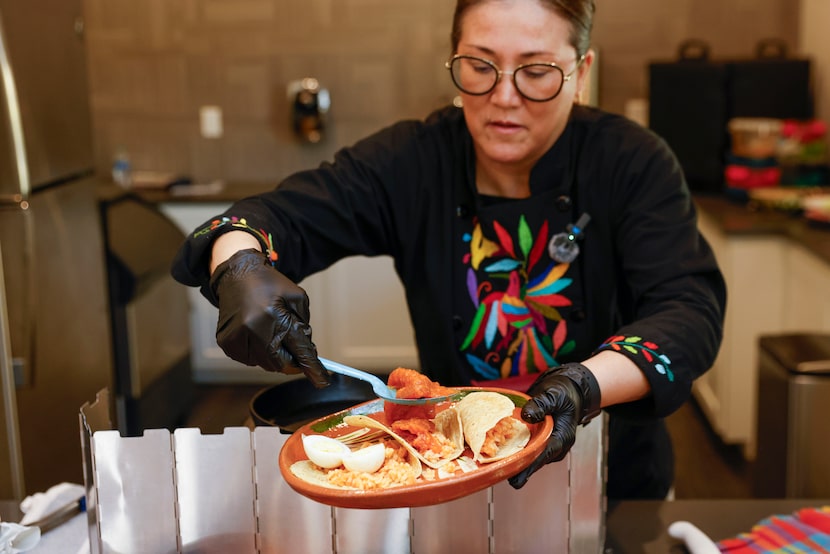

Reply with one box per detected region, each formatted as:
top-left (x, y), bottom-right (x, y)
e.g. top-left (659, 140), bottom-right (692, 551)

top-left (0, 0), bottom-right (114, 499)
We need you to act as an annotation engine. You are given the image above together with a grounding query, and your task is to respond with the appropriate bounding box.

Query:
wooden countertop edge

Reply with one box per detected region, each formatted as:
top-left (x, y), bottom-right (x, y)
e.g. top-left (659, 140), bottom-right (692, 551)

top-left (132, 182), bottom-right (276, 204)
top-left (107, 183), bottom-right (830, 267)
top-left (694, 193), bottom-right (830, 266)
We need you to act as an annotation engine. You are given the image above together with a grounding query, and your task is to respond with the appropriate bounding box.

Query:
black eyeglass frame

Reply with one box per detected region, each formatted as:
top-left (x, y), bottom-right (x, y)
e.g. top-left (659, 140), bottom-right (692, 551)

top-left (445, 54), bottom-right (586, 102)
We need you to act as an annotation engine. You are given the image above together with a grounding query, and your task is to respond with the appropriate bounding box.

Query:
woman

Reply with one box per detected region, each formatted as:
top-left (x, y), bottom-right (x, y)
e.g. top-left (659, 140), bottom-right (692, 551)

top-left (172, 0), bottom-right (726, 499)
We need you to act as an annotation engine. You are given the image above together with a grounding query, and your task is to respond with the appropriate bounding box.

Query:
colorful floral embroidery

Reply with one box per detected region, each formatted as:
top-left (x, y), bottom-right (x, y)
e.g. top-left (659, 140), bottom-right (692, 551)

top-left (599, 335), bottom-right (674, 381)
top-left (461, 215), bottom-right (576, 380)
top-left (193, 216), bottom-right (278, 264)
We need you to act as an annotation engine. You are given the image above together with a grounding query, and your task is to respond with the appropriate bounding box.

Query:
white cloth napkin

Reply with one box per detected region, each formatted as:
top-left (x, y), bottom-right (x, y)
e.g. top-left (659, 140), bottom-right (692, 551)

top-left (17, 483), bottom-right (88, 554)
top-left (0, 521), bottom-right (40, 554)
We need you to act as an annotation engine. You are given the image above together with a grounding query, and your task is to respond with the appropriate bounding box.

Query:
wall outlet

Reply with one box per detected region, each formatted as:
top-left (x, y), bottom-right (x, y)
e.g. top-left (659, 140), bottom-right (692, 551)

top-left (199, 105), bottom-right (223, 139)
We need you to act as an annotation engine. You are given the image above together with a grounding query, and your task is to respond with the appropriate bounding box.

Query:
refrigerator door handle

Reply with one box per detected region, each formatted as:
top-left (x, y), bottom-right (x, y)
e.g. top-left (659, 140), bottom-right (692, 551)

top-left (14, 211), bottom-right (36, 388)
top-left (0, 8), bottom-right (32, 203)
top-left (0, 208), bottom-right (36, 390)
top-left (0, 9), bottom-right (36, 388)
top-left (0, 241), bottom-right (27, 499)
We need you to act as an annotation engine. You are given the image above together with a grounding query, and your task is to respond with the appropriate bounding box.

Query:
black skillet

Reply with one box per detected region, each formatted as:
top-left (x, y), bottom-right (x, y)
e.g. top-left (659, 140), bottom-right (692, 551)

top-left (248, 372), bottom-right (376, 433)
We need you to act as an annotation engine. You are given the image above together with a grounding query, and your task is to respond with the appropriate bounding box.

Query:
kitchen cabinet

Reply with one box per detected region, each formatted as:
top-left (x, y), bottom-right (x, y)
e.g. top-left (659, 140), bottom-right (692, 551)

top-left (782, 244), bottom-right (830, 332)
top-left (695, 204), bottom-right (830, 459)
top-left (159, 203), bottom-right (418, 383)
top-left (695, 211), bottom-right (785, 457)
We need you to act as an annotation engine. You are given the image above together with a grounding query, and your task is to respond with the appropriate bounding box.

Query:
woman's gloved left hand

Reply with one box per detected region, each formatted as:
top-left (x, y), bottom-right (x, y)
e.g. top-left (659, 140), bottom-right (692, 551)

top-left (508, 362), bottom-right (601, 489)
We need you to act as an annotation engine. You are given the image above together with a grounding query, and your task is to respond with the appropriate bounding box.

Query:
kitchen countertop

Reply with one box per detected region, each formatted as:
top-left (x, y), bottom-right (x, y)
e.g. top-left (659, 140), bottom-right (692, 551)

top-left (129, 181), bottom-right (275, 205)
top-left (123, 182), bottom-right (830, 267)
top-left (4, 497), bottom-right (827, 552)
top-left (606, 498), bottom-right (830, 553)
top-left (694, 192), bottom-right (830, 266)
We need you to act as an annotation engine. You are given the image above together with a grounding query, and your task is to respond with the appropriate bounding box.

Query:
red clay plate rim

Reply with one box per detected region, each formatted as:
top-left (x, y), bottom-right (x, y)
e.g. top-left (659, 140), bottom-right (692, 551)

top-left (278, 386), bottom-right (554, 509)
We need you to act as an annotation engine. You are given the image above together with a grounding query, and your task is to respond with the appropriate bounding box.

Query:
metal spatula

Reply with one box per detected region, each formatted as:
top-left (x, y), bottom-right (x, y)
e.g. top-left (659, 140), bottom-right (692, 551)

top-left (319, 358), bottom-right (460, 405)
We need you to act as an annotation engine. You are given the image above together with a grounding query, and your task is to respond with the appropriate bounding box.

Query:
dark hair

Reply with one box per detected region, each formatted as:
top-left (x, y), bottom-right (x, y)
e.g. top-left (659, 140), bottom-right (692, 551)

top-left (450, 0), bottom-right (595, 57)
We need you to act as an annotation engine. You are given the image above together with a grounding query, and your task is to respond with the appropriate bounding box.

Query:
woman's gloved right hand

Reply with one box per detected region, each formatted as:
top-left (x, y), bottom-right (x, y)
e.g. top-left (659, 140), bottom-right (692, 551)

top-left (508, 362), bottom-right (600, 489)
top-left (209, 248), bottom-right (329, 388)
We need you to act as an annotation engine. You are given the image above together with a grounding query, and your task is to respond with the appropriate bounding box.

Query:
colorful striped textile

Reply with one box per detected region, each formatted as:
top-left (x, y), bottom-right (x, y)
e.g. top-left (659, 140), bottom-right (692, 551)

top-left (718, 506), bottom-right (830, 553)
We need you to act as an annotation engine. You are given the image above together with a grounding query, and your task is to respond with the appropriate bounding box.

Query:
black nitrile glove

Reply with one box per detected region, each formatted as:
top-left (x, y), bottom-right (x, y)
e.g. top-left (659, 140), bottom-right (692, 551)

top-left (508, 362), bottom-right (601, 489)
top-left (210, 248), bottom-right (329, 388)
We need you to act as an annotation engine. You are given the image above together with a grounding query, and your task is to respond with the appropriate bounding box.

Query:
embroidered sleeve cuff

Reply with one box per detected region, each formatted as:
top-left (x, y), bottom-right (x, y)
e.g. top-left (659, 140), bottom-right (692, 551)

top-left (594, 334), bottom-right (682, 418)
top-left (193, 216), bottom-right (279, 266)
top-left (595, 335), bottom-right (674, 383)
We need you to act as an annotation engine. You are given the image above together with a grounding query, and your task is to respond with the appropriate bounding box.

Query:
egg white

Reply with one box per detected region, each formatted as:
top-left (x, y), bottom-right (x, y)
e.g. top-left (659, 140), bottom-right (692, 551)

top-left (301, 434), bottom-right (351, 469)
top-left (342, 443), bottom-right (386, 473)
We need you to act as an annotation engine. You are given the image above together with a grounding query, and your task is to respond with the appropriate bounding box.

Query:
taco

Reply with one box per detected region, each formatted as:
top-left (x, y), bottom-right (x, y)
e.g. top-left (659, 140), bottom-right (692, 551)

top-left (455, 391), bottom-right (531, 463)
top-left (290, 436), bottom-right (423, 490)
top-left (344, 411), bottom-right (464, 469)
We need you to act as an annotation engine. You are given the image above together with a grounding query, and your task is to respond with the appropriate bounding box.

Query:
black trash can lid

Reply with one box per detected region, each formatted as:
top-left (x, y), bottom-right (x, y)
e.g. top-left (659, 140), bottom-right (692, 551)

top-left (759, 334), bottom-right (830, 374)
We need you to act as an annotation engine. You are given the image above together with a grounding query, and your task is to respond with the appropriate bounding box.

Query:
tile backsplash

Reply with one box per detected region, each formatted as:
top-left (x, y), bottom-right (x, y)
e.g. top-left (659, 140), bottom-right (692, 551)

top-left (82, 0), bottom-right (798, 185)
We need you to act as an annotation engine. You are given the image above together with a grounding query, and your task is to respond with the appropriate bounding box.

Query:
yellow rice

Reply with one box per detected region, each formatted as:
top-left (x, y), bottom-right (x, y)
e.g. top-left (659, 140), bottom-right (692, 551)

top-left (325, 439), bottom-right (418, 490)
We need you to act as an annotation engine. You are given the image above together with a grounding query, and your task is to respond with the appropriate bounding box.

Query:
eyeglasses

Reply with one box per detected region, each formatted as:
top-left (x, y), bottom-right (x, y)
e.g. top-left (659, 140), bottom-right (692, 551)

top-left (445, 54), bottom-right (586, 102)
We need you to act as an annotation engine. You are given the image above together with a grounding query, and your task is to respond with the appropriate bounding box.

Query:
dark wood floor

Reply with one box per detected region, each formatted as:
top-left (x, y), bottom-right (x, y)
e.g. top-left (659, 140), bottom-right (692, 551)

top-left (184, 384), bottom-right (264, 434)
top-left (184, 384), bottom-right (754, 500)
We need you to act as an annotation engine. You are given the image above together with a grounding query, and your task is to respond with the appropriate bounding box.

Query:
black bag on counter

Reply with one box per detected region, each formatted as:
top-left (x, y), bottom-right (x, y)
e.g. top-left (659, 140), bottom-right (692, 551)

top-left (649, 40), bottom-right (729, 193)
top-left (648, 39), bottom-right (813, 193)
top-left (730, 39), bottom-right (812, 120)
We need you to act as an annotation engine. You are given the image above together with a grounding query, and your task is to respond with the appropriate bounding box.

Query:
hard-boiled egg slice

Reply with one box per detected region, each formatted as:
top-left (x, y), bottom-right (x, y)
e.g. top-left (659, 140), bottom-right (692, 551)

top-left (301, 434), bottom-right (351, 469)
top-left (342, 442), bottom-right (386, 473)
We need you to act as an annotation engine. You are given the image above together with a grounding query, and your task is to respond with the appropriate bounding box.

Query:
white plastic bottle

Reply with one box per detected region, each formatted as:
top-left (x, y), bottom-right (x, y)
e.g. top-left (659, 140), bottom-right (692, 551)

top-left (112, 148), bottom-right (132, 188)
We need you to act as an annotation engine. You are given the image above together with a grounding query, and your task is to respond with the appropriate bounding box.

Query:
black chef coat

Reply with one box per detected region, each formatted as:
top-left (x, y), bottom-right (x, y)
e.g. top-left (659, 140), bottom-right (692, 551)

top-left (172, 104), bottom-right (727, 499)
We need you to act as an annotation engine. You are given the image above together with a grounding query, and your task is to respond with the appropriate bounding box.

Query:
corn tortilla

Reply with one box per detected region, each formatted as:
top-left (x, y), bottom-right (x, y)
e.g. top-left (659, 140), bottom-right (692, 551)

top-left (343, 412), bottom-right (464, 469)
top-left (455, 391), bottom-right (531, 463)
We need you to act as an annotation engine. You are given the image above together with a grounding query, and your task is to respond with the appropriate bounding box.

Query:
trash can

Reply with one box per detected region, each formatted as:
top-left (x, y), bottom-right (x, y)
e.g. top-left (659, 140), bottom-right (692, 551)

top-left (753, 333), bottom-right (830, 498)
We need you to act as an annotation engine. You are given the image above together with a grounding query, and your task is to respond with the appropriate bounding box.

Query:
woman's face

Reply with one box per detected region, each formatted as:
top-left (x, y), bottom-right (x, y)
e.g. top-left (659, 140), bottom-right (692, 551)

top-left (456, 0), bottom-right (592, 172)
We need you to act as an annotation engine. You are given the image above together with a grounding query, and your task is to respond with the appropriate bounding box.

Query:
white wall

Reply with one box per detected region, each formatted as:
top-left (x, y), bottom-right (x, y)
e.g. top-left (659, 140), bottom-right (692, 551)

top-left (799, 0), bottom-right (830, 121)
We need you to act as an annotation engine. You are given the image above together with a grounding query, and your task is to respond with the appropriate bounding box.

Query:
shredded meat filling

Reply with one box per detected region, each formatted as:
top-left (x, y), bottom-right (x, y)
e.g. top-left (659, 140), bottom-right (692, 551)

top-left (480, 417), bottom-right (516, 457)
top-left (392, 419), bottom-right (440, 454)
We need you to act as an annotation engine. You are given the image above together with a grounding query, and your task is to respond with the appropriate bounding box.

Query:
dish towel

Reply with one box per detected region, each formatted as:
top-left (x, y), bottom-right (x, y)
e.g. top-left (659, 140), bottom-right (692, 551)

top-left (1, 483), bottom-right (89, 554)
top-left (0, 522), bottom-right (39, 554)
top-left (717, 506), bottom-right (830, 553)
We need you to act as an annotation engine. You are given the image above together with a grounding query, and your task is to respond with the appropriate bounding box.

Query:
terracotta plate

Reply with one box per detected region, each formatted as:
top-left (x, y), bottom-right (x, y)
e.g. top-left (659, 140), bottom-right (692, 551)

top-left (278, 387), bottom-right (553, 509)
